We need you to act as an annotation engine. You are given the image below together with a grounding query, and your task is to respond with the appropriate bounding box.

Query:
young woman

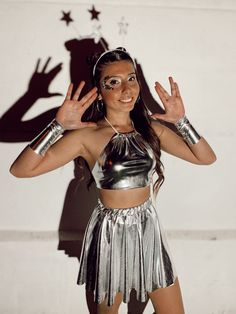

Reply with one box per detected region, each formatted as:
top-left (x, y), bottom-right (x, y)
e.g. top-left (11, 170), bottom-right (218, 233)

top-left (10, 48), bottom-right (216, 314)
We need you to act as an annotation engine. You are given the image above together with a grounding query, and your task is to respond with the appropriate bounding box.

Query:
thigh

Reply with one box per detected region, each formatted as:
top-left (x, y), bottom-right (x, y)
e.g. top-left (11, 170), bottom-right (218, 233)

top-left (148, 277), bottom-right (185, 314)
top-left (86, 291), bottom-right (123, 314)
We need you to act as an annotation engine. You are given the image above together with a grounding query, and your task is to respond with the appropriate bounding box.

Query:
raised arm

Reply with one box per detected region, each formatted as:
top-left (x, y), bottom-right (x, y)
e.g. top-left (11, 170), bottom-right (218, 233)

top-left (151, 77), bottom-right (216, 165)
top-left (10, 82), bottom-right (98, 178)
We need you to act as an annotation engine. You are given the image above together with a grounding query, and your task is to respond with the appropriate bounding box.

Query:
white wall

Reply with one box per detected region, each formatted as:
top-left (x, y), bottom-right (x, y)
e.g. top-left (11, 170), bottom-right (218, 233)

top-left (0, 0), bottom-right (236, 313)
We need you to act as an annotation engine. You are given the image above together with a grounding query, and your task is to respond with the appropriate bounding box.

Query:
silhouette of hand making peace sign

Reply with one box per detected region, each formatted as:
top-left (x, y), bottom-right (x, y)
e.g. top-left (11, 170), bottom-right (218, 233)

top-left (28, 57), bottom-right (63, 98)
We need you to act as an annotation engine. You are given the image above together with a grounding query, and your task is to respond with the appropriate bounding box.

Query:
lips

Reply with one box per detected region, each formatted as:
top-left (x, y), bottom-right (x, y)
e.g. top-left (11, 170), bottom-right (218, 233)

top-left (119, 97), bottom-right (133, 103)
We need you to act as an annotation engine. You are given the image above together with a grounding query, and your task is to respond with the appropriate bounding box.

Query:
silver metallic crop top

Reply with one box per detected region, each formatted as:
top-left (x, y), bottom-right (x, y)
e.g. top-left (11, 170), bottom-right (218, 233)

top-left (91, 118), bottom-right (156, 190)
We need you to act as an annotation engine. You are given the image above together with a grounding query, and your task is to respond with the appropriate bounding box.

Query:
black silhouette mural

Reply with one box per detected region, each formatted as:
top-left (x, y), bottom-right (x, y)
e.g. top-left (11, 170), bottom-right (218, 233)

top-left (0, 5), bottom-right (175, 312)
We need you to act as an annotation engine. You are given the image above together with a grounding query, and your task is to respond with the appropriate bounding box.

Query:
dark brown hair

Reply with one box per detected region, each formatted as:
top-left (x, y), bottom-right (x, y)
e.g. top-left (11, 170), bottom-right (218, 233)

top-left (85, 48), bottom-right (164, 192)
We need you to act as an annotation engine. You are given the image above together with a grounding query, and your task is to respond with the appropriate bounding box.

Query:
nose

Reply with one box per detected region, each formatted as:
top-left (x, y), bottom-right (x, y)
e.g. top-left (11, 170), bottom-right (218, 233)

top-left (121, 80), bottom-right (131, 92)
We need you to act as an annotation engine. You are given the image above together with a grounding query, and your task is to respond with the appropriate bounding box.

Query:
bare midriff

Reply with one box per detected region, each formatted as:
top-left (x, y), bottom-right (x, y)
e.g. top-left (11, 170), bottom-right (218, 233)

top-left (98, 186), bottom-right (151, 209)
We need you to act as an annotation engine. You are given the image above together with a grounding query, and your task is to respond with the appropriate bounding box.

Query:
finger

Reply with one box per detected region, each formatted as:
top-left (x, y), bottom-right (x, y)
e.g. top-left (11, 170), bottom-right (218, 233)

top-left (169, 77), bottom-right (177, 96)
top-left (81, 92), bottom-right (98, 112)
top-left (155, 83), bottom-right (169, 105)
top-left (35, 59), bottom-right (40, 72)
top-left (47, 63), bottom-right (63, 78)
top-left (65, 83), bottom-right (73, 100)
top-left (41, 57), bottom-right (51, 73)
top-left (175, 82), bottom-right (181, 98)
top-left (48, 92), bottom-right (63, 97)
top-left (72, 81), bottom-right (86, 101)
top-left (155, 82), bottom-right (170, 98)
top-left (155, 82), bottom-right (170, 99)
top-left (80, 87), bottom-right (98, 106)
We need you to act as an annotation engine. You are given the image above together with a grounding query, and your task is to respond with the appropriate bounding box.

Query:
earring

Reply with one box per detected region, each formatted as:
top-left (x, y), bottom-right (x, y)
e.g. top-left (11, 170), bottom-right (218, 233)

top-left (96, 99), bottom-right (104, 112)
top-left (136, 95), bottom-right (141, 104)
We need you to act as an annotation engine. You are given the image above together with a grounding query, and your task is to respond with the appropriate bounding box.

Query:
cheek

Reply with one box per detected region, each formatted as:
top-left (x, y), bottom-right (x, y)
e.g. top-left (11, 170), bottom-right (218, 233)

top-left (132, 83), bottom-right (140, 95)
top-left (101, 91), bottom-right (119, 104)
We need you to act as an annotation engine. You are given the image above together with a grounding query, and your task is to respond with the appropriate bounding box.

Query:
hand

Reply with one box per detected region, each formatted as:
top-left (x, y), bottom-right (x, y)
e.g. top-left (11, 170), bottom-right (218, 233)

top-left (151, 77), bottom-right (185, 124)
top-left (28, 57), bottom-right (63, 98)
top-left (55, 82), bottom-right (98, 130)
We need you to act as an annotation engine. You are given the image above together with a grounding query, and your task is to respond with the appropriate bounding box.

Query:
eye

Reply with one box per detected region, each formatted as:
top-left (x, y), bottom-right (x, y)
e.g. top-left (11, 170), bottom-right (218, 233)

top-left (128, 75), bottom-right (137, 82)
top-left (101, 77), bottom-right (122, 90)
top-left (107, 78), bottom-right (121, 86)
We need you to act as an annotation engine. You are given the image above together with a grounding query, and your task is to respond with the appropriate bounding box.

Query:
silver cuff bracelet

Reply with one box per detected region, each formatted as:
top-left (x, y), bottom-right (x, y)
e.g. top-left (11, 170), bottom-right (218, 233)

top-left (29, 119), bottom-right (64, 156)
top-left (175, 116), bottom-right (201, 145)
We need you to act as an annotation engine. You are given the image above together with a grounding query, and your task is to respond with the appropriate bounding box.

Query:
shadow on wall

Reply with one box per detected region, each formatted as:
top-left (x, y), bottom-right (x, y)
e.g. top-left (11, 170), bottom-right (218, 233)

top-left (0, 36), bottom-right (174, 312)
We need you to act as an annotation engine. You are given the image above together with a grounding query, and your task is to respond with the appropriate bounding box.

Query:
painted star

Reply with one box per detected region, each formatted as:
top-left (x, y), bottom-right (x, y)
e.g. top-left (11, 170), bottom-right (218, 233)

top-left (118, 16), bottom-right (129, 35)
top-left (88, 5), bottom-right (100, 20)
top-left (60, 11), bottom-right (73, 26)
top-left (91, 23), bottom-right (102, 43)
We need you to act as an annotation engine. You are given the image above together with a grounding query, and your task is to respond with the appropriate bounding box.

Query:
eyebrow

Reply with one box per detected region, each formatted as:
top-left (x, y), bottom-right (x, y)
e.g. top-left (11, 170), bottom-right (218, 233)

top-left (102, 72), bottom-right (136, 81)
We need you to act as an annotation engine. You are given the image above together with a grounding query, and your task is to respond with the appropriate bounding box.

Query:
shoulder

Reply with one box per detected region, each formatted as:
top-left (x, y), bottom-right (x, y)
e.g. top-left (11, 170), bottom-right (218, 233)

top-left (64, 120), bottom-right (107, 142)
top-left (150, 120), bottom-right (181, 149)
top-left (75, 120), bottom-right (112, 143)
top-left (63, 120), bottom-right (113, 155)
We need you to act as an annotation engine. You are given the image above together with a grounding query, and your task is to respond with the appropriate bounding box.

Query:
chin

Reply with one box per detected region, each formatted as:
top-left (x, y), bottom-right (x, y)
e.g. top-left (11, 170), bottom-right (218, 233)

top-left (121, 105), bottom-right (135, 113)
top-left (119, 101), bottom-right (135, 111)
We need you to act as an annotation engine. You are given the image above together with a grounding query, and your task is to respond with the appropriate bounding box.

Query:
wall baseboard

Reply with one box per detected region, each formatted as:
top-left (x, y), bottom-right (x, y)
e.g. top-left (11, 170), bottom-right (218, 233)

top-left (0, 229), bottom-right (236, 242)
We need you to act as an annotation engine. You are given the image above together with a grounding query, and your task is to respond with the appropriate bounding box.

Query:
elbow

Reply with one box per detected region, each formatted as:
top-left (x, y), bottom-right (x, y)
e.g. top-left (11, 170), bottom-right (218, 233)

top-left (9, 165), bottom-right (19, 177)
top-left (201, 153), bottom-right (217, 165)
top-left (210, 154), bottom-right (217, 164)
top-left (9, 166), bottom-right (23, 178)
top-left (9, 165), bottom-right (33, 178)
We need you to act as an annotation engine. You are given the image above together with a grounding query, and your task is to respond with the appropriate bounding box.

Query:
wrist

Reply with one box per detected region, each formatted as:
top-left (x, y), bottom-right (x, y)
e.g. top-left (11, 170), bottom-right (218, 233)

top-left (174, 115), bottom-right (188, 128)
top-left (175, 116), bottom-right (201, 145)
top-left (54, 118), bottom-right (66, 131)
top-left (29, 119), bottom-right (64, 156)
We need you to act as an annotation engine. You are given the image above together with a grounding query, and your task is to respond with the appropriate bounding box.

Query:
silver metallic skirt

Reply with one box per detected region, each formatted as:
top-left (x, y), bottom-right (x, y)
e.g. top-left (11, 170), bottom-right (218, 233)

top-left (77, 197), bottom-right (177, 306)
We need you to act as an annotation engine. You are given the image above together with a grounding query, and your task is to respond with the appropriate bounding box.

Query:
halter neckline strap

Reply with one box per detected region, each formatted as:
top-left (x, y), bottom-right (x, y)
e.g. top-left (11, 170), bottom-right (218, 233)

top-left (104, 116), bottom-right (135, 134)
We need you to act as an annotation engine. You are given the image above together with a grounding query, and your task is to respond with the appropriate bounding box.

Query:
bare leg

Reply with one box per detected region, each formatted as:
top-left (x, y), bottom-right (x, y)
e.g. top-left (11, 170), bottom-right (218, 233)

top-left (86, 291), bottom-right (123, 314)
top-left (148, 278), bottom-right (185, 314)
top-left (127, 289), bottom-right (149, 314)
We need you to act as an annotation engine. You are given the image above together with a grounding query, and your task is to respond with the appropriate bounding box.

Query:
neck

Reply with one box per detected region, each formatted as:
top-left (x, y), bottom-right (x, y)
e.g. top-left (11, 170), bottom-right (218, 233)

top-left (105, 112), bottom-right (132, 127)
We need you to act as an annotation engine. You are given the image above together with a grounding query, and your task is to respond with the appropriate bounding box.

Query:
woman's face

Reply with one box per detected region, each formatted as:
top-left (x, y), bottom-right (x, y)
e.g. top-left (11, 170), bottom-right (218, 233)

top-left (99, 60), bottom-right (140, 114)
